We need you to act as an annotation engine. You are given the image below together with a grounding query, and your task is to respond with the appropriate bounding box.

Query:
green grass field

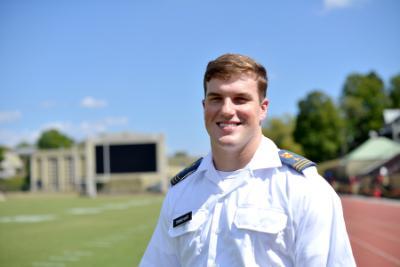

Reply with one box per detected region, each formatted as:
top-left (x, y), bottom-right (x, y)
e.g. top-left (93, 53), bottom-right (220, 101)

top-left (0, 193), bottom-right (164, 267)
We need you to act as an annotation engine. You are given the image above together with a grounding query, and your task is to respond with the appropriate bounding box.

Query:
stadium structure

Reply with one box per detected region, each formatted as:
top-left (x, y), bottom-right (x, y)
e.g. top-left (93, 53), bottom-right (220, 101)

top-left (30, 133), bottom-right (167, 196)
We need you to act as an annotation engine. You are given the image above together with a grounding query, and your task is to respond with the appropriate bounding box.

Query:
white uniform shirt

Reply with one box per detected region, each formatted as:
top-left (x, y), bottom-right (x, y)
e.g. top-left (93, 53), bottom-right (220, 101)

top-left (139, 137), bottom-right (356, 267)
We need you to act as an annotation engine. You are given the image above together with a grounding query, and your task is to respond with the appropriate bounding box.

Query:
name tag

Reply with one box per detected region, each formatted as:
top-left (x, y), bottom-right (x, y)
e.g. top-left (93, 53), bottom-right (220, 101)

top-left (173, 211), bottom-right (192, 228)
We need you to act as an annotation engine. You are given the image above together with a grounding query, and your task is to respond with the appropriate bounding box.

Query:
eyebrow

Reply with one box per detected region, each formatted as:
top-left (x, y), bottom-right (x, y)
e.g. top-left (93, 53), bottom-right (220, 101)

top-left (205, 92), bottom-right (221, 98)
top-left (234, 93), bottom-right (252, 98)
top-left (206, 92), bottom-right (252, 98)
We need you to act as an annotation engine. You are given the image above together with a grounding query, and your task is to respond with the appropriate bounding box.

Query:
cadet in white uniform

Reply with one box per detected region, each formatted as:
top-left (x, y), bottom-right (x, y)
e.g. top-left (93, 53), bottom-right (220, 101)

top-left (139, 54), bottom-right (355, 267)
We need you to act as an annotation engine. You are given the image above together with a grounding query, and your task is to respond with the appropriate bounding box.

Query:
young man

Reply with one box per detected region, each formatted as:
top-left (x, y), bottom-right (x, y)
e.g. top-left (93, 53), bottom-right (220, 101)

top-left (139, 54), bottom-right (356, 266)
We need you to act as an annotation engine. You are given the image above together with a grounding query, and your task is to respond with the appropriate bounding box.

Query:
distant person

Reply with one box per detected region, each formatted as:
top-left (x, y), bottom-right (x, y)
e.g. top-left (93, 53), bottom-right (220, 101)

top-left (139, 53), bottom-right (356, 266)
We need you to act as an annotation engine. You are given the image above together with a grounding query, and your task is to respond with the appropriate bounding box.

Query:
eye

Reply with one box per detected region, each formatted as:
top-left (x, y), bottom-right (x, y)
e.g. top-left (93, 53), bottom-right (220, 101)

top-left (207, 96), bottom-right (222, 103)
top-left (234, 97), bottom-right (249, 104)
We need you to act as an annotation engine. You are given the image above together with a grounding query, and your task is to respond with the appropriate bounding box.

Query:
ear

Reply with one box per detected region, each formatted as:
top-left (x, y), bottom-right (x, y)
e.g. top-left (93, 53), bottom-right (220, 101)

top-left (259, 98), bottom-right (269, 121)
top-left (202, 99), bottom-right (205, 109)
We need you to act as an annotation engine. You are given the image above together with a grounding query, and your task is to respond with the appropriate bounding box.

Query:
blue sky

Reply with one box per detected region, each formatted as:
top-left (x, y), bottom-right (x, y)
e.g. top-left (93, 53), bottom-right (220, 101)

top-left (1, 0), bottom-right (399, 156)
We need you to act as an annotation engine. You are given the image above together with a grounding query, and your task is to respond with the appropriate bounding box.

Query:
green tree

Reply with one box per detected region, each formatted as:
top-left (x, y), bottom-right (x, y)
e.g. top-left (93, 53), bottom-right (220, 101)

top-left (0, 146), bottom-right (6, 162)
top-left (294, 91), bottom-right (344, 162)
top-left (15, 142), bottom-right (31, 148)
top-left (340, 72), bottom-right (388, 150)
top-left (262, 114), bottom-right (303, 155)
top-left (389, 73), bottom-right (400, 108)
top-left (36, 129), bottom-right (74, 149)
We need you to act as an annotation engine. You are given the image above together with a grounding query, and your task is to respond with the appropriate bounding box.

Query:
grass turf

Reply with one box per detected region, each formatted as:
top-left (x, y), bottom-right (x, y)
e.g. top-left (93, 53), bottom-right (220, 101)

top-left (0, 193), bottom-right (164, 267)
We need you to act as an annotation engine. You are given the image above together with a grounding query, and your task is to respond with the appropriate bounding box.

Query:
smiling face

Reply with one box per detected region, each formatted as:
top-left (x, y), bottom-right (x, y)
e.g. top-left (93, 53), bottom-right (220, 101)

top-left (203, 73), bottom-right (269, 153)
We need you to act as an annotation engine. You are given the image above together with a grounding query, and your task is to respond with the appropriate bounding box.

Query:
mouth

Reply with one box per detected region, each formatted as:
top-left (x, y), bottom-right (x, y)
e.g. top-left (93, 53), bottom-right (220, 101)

top-left (217, 121), bottom-right (242, 128)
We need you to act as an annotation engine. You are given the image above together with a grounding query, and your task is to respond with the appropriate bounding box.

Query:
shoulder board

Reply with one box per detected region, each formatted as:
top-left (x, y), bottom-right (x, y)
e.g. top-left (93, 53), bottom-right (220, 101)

top-left (278, 149), bottom-right (316, 173)
top-left (170, 158), bottom-right (203, 186)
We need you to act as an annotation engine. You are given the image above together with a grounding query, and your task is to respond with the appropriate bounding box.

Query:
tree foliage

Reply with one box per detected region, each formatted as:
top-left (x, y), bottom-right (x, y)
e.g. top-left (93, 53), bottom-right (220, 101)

top-left (36, 129), bottom-right (74, 149)
top-left (16, 142), bottom-right (32, 149)
top-left (262, 114), bottom-right (303, 155)
top-left (294, 91), bottom-right (344, 162)
top-left (389, 73), bottom-right (400, 108)
top-left (340, 72), bottom-right (388, 151)
top-left (0, 146), bottom-right (6, 162)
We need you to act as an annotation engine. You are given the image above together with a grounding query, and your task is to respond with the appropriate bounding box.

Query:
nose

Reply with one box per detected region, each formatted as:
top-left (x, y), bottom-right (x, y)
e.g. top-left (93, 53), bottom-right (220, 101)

top-left (220, 98), bottom-right (235, 116)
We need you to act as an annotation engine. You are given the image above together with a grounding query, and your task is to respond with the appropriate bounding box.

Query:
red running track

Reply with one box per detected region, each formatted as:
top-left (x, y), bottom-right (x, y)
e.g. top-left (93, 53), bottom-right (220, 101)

top-left (341, 196), bottom-right (400, 267)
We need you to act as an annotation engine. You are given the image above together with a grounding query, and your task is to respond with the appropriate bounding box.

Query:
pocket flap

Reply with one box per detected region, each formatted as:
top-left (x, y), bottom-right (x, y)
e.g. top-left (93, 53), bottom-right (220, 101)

top-left (234, 207), bottom-right (287, 234)
top-left (168, 209), bottom-right (208, 238)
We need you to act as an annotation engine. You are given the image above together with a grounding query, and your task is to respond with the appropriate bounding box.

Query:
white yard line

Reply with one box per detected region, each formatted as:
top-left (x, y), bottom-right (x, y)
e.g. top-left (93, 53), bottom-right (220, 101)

top-left (30, 224), bottom-right (150, 266)
top-left (0, 214), bottom-right (55, 223)
top-left (1, 198), bottom-right (161, 223)
top-left (67, 199), bottom-right (159, 215)
top-left (31, 250), bottom-right (93, 267)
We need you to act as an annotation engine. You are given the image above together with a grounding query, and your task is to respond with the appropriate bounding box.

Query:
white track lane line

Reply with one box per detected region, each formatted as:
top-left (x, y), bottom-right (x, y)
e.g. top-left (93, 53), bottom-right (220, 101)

top-left (350, 235), bottom-right (400, 266)
top-left (347, 221), bottom-right (400, 244)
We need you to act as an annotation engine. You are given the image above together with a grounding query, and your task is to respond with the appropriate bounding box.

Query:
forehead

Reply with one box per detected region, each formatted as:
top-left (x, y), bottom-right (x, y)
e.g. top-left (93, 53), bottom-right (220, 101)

top-left (206, 73), bottom-right (258, 95)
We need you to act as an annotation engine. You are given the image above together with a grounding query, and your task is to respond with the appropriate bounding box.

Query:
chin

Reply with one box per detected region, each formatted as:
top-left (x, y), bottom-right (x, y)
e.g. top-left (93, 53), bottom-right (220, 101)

top-left (214, 136), bottom-right (240, 149)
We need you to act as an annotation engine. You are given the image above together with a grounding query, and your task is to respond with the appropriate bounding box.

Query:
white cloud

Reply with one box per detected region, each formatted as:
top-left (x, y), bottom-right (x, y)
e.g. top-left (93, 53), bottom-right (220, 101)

top-left (39, 117), bottom-right (129, 141)
top-left (0, 129), bottom-right (39, 147)
top-left (322, 0), bottom-right (368, 11)
top-left (0, 121), bottom-right (74, 146)
top-left (323, 0), bottom-right (372, 11)
top-left (0, 111), bottom-right (22, 124)
top-left (41, 121), bottom-right (73, 132)
top-left (79, 117), bottom-right (129, 136)
top-left (80, 121), bottom-right (107, 135)
top-left (324, 0), bottom-right (353, 10)
top-left (0, 117), bottom-right (129, 147)
top-left (80, 96), bottom-right (108, 108)
top-left (103, 117), bottom-right (129, 126)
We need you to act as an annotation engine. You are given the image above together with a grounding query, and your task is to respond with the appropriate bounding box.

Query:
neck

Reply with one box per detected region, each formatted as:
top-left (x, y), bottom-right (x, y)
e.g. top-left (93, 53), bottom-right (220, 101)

top-left (211, 134), bottom-right (262, 171)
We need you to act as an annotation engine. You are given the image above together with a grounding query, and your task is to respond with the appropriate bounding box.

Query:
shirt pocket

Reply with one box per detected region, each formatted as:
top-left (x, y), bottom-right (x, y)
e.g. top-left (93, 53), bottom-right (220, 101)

top-left (234, 206), bottom-right (288, 234)
top-left (168, 209), bottom-right (209, 258)
top-left (168, 209), bottom-right (208, 237)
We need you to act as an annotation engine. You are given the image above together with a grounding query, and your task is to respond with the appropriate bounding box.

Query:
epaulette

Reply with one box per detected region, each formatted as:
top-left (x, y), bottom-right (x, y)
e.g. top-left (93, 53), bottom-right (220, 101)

top-left (170, 158), bottom-right (203, 186)
top-left (278, 149), bottom-right (316, 173)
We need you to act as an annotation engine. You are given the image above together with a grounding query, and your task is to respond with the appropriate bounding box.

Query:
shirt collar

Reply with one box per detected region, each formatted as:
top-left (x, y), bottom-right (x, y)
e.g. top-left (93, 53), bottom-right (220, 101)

top-left (245, 136), bottom-right (282, 170)
top-left (197, 152), bottom-right (217, 184)
top-left (197, 152), bottom-right (213, 173)
top-left (197, 136), bottom-right (282, 176)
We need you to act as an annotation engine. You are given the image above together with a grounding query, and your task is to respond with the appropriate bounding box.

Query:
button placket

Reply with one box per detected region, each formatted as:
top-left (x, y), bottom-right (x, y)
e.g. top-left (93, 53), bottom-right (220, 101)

top-left (204, 170), bottom-right (249, 266)
top-left (207, 201), bottom-right (223, 267)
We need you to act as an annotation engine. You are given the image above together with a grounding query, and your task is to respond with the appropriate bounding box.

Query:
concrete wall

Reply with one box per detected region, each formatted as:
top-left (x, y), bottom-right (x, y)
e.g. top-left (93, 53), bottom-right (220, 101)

top-left (30, 132), bottom-right (167, 194)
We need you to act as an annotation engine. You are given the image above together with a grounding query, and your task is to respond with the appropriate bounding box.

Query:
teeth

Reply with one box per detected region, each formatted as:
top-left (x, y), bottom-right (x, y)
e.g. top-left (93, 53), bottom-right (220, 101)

top-left (218, 122), bottom-right (240, 127)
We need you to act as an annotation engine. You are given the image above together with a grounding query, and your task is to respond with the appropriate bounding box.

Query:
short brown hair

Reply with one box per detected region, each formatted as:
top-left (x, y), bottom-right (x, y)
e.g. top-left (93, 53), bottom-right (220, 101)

top-left (203, 53), bottom-right (268, 99)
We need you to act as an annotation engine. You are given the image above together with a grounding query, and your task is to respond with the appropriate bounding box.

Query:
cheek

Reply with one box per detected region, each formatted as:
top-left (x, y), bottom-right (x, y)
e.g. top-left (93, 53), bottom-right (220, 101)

top-left (236, 107), bottom-right (254, 119)
top-left (204, 103), bottom-right (219, 114)
top-left (238, 107), bottom-right (264, 123)
top-left (203, 107), bottom-right (215, 122)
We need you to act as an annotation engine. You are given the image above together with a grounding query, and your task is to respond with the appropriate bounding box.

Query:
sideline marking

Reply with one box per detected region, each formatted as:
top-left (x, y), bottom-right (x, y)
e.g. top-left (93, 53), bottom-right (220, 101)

top-left (68, 207), bottom-right (102, 215)
top-left (351, 235), bottom-right (400, 266)
top-left (0, 214), bottom-right (55, 223)
top-left (31, 225), bottom-right (150, 266)
top-left (31, 250), bottom-right (93, 267)
top-left (67, 199), bottom-right (159, 216)
top-left (1, 198), bottom-right (161, 223)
